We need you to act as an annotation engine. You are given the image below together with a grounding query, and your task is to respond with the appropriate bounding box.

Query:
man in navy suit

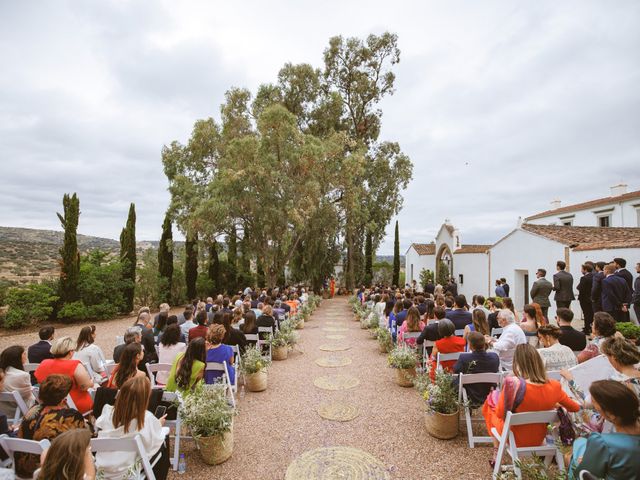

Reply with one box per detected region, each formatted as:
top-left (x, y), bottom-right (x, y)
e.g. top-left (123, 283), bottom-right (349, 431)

top-left (591, 261), bottom-right (606, 313)
top-left (445, 295), bottom-right (472, 330)
top-left (27, 326), bottom-right (54, 364)
top-left (602, 263), bottom-right (632, 323)
top-left (613, 257), bottom-right (633, 322)
top-left (452, 332), bottom-right (500, 406)
top-left (577, 263), bottom-right (595, 335)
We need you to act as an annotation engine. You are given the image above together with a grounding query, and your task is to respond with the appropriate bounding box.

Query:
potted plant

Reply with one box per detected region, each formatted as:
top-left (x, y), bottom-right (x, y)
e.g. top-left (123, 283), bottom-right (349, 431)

top-left (388, 346), bottom-right (418, 387)
top-left (367, 312), bottom-right (380, 332)
top-left (179, 383), bottom-right (235, 464)
top-left (291, 313), bottom-right (305, 329)
top-left (376, 327), bottom-right (393, 353)
top-left (268, 320), bottom-right (297, 360)
top-left (239, 345), bottom-right (271, 391)
top-left (414, 368), bottom-right (459, 439)
top-left (615, 322), bottom-right (640, 344)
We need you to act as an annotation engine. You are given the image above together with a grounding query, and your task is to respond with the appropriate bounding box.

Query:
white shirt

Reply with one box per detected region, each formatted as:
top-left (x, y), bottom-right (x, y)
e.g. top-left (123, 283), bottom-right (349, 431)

top-left (74, 343), bottom-right (107, 385)
top-left (157, 342), bottom-right (186, 384)
top-left (180, 320), bottom-right (196, 337)
top-left (95, 405), bottom-right (165, 480)
top-left (490, 322), bottom-right (527, 371)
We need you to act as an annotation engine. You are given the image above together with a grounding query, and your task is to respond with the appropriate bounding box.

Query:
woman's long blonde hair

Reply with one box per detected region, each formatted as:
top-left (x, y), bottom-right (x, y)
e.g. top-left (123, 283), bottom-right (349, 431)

top-left (512, 344), bottom-right (547, 384)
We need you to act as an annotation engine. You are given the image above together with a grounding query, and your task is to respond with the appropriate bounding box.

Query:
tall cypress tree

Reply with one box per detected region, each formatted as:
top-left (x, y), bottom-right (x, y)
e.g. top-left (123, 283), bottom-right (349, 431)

top-left (392, 220), bottom-right (400, 287)
top-left (208, 241), bottom-right (221, 295)
top-left (158, 211), bottom-right (174, 303)
top-left (226, 227), bottom-right (237, 292)
top-left (364, 230), bottom-right (373, 286)
top-left (119, 203), bottom-right (136, 313)
top-left (57, 193), bottom-right (81, 304)
top-left (185, 231), bottom-right (198, 300)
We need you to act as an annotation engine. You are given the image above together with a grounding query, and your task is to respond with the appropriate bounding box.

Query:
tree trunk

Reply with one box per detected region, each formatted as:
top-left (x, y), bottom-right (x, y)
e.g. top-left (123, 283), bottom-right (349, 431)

top-left (185, 231), bottom-right (198, 300)
top-left (364, 230), bottom-right (373, 286)
top-left (208, 241), bottom-right (220, 296)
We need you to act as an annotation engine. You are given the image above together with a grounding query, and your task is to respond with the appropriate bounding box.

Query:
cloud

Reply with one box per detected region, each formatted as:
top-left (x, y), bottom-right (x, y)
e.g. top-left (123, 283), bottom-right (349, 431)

top-left (0, 0), bottom-right (639, 255)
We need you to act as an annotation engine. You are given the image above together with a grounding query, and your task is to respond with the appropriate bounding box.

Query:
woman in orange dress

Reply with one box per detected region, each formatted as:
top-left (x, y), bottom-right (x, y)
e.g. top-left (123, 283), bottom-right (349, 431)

top-left (482, 343), bottom-right (580, 466)
top-left (429, 319), bottom-right (466, 378)
top-left (329, 278), bottom-right (335, 298)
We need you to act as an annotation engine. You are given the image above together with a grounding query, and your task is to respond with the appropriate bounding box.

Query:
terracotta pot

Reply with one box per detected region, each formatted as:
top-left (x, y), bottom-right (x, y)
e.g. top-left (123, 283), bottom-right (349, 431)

top-left (244, 370), bottom-right (268, 392)
top-left (395, 367), bottom-right (415, 387)
top-left (424, 409), bottom-right (459, 440)
top-left (272, 345), bottom-right (289, 361)
top-left (195, 426), bottom-right (234, 465)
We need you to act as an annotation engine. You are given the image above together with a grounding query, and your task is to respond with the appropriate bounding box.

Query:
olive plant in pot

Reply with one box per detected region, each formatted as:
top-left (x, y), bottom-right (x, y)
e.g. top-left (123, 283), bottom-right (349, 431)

top-left (388, 346), bottom-right (418, 387)
top-left (376, 327), bottom-right (393, 353)
top-left (179, 383), bottom-right (236, 464)
top-left (414, 368), bottom-right (460, 439)
top-left (268, 320), bottom-right (297, 360)
top-left (291, 313), bottom-right (305, 329)
top-left (239, 345), bottom-right (271, 391)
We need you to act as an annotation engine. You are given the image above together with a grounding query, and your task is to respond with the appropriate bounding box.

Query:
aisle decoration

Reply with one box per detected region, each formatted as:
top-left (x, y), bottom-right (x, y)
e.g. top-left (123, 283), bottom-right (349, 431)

top-left (387, 345), bottom-right (418, 387)
top-left (238, 345), bottom-right (271, 392)
top-left (375, 327), bottom-right (393, 353)
top-left (414, 368), bottom-right (460, 439)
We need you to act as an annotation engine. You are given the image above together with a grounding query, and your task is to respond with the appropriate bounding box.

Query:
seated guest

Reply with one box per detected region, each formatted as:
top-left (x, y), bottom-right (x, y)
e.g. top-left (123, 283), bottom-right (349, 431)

top-left (569, 380), bottom-right (640, 479)
top-left (464, 308), bottom-right (490, 339)
top-left (453, 332), bottom-right (500, 406)
top-left (74, 325), bottom-right (107, 385)
top-left (487, 299), bottom-right (504, 330)
top-left (556, 307), bottom-right (587, 351)
top-left (205, 325), bottom-right (235, 386)
top-left (484, 309), bottom-right (527, 371)
top-left (166, 338), bottom-right (206, 394)
top-left (416, 306), bottom-right (447, 347)
top-left (398, 306), bottom-right (425, 347)
top-left (106, 343), bottom-right (147, 389)
top-left (241, 310), bottom-right (259, 337)
top-left (180, 309), bottom-right (196, 338)
top-left (164, 314), bottom-right (185, 342)
top-left (35, 429), bottom-right (95, 480)
top-left (601, 337), bottom-right (640, 397)
top-left (482, 344), bottom-right (580, 466)
top-left (430, 319), bottom-right (466, 373)
top-left (156, 324), bottom-right (186, 385)
top-left (133, 312), bottom-right (158, 366)
top-left (153, 303), bottom-right (170, 327)
top-left (95, 376), bottom-right (169, 479)
top-left (518, 304), bottom-right (540, 347)
top-left (394, 299), bottom-right (412, 328)
top-left (258, 305), bottom-right (277, 333)
top-left (188, 311), bottom-right (209, 342)
top-left (153, 312), bottom-right (168, 341)
top-left (0, 345), bottom-right (36, 418)
top-left (17, 374), bottom-right (89, 478)
top-left (536, 324), bottom-right (577, 371)
top-left (113, 327), bottom-right (141, 364)
top-left (273, 300), bottom-right (286, 323)
top-left (502, 297), bottom-right (520, 322)
top-left (27, 326), bottom-right (54, 364)
top-left (231, 307), bottom-right (244, 329)
top-left (34, 337), bottom-right (93, 414)
top-left (445, 295), bottom-right (472, 330)
top-left (222, 312), bottom-right (247, 353)
top-left (577, 312), bottom-right (620, 363)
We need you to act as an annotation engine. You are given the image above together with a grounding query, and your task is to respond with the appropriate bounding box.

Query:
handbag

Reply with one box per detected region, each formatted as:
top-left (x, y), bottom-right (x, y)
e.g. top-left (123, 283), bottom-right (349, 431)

top-left (556, 406), bottom-right (577, 446)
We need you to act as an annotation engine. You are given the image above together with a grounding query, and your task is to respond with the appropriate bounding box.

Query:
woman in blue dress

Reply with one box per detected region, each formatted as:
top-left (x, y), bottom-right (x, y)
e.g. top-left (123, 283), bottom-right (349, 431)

top-left (204, 324), bottom-right (235, 386)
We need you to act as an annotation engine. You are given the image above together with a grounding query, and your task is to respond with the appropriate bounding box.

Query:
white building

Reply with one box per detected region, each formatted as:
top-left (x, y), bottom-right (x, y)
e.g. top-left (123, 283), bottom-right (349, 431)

top-left (525, 184), bottom-right (640, 228)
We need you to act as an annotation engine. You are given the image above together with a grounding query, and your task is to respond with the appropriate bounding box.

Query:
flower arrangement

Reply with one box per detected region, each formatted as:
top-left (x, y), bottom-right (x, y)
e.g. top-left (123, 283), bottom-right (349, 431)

top-left (367, 311), bottom-right (380, 329)
top-left (376, 328), bottom-right (393, 352)
top-left (179, 383), bottom-right (235, 438)
top-left (387, 345), bottom-right (419, 369)
top-left (268, 320), bottom-right (298, 347)
top-left (238, 345), bottom-right (271, 375)
top-left (414, 367), bottom-right (459, 414)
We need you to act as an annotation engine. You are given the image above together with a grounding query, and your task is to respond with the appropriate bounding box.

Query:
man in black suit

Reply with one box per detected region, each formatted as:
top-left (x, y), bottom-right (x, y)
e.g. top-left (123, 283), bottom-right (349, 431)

top-left (500, 278), bottom-right (510, 298)
top-left (444, 278), bottom-right (458, 297)
top-left (424, 280), bottom-right (435, 296)
top-left (444, 295), bottom-right (472, 330)
top-left (27, 326), bottom-right (54, 364)
top-left (577, 263), bottom-right (595, 335)
top-left (602, 263), bottom-right (632, 323)
top-left (553, 260), bottom-right (574, 309)
top-left (113, 328), bottom-right (142, 363)
top-left (591, 261), bottom-right (606, 313)
top-left (530, 269), bottom-right (553, 320)
top-left (452, 332), bottom-right (500, 406)
top-left (556, 308), bottom-right (586, 351)
top-left (613, 258), bottom-right (633, 322)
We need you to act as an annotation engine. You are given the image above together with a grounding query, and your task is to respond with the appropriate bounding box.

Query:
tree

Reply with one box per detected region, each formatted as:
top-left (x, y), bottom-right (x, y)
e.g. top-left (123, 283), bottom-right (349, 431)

top-left (419, 268), bottom-right (434, 290)
top-left (57, 193), bottom-right (80, 304)
top-left (119, 203), bottom-right (136, 313)
top-left (207, 241), bottom-right (221, 295)
top-left (158, 211), bottom-right (174, 303)
top-left (392, 220), bottom-right (400, 286)
top-left (364, 228), bottom-right (373, 285)
top-left (185, 231), bottom-right (198, 300)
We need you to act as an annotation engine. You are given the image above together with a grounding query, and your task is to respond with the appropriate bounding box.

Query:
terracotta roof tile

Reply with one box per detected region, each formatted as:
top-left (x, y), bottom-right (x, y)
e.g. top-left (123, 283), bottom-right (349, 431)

top-left (455, 244), bottom-right (491, 254)
top-left (521, 224), bottom-right (640, 251)
top-left (410, 243), bottom-right (436, 255)
top-left (525, 189), bottom-right (640, 221)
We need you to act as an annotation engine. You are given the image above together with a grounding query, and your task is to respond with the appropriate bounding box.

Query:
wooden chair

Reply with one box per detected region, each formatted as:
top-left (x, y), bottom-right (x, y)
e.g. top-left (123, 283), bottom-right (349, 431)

top-left (457, 372), bottom-right (503, 447)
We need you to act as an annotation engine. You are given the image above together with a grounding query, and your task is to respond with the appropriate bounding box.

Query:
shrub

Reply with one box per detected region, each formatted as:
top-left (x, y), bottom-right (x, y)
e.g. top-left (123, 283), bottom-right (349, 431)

top-left (57, 301), bottom-right (87, 323)
top-left (238, 345), bottom-right (271, 375)
top-left (387, 346), bottom-right (418, 369)
top-left (376, 328), bottom-right (393, 352)
top-left (616, 322), bottom-right (640, 340)
top-left (414, 368), bottom-right (459, 414)
top-left (3, 282), bottom-right (58, 329)
top-left (179, 383), bottom-right (235, 438)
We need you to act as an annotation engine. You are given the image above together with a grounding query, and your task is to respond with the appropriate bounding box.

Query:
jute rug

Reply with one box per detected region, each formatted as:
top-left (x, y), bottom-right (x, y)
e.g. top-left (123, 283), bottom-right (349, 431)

top-left (315, 356), bottom-right (352, 367)
top-left (285, 446), bottom-right (390, 480)
top-left (313, 374), bottom-right (360, 391)
top-left (319, 344), bottom-right (351, 352)
top-left (322, 327), bottom-right (349, 332)
top-left (317, 401), bottom-right (360, 422)
top-left (325, 334), bottom-right (346, 340)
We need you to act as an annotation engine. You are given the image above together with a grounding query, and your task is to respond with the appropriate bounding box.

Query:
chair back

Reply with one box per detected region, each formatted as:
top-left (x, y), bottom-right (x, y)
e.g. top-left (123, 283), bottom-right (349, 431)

top-left (23, 363), bottom-right (39, 373)
top-left (436, 351), bottom-right (462, 370)
top-left (400, 332), bottom-right (421, 347)
top-left (490, 327), bottom-right (503, 337)
top-left (0, 434), bottom-right (50, 474)
top-left (454, 329), bottom-right (465, 337)
top-left (0, 392), bottom-right (29, 426)
top-left (204, 361), bottom-right (235, 408)
top-left (145, 363), bottom-right (172, 388)
top-left (91, 434), bottom-right (156, 480)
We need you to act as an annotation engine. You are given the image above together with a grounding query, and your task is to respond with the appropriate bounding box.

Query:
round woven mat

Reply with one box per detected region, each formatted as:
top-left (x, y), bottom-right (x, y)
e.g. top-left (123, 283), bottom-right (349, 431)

top-left (285, 446), bottom-right (390, 480)
top-left (319, 344), bottom-right (351, 352)
top-left (322, 327), bottom-right (349, 332)
top-left (315, 356), bottom-right (352, 367)
top-left (317, 401), bottom-right (360, 422)
top-left (313, 374), bottom-right (360, 391)
top-left (325, 334), bottom-right (346, 340)
top-left (324, 321), bottom-right (341, 325)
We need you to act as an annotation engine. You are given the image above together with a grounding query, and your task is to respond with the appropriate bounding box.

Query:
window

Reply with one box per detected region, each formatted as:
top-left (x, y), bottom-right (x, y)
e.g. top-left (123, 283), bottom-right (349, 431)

top-left (598, 215), bottom-right (611, 227)
top-left (559, 215), bottom-right (574, 226)
top-left (562, 220), bottom-right (573, 226)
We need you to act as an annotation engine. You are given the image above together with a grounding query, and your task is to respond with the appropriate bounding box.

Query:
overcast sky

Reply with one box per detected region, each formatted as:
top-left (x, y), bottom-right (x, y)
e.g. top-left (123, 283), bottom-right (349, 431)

top-left (1, 1), bottom-right (639, 254)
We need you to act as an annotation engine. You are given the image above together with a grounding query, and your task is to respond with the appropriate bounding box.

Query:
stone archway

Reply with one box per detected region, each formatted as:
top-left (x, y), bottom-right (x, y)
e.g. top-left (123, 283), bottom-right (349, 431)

top-left (436, 244), bottom-right (453, 286)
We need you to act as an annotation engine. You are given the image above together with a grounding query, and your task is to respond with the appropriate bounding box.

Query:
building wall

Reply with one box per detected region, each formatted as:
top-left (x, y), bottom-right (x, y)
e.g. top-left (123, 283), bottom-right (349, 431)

top-left (405, 247), bottom-right (435, 286)
top-left (453, 253), bottom-right (489, 298)
top-left (527, 198), bottom-right (640, 227)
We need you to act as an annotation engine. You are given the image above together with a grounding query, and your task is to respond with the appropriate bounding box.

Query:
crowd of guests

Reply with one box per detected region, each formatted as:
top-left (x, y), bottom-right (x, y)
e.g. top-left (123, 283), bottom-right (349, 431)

top-left (357, 269), bottom-right (640, 478)
top-left (0, 286), bottom-right (310, 479)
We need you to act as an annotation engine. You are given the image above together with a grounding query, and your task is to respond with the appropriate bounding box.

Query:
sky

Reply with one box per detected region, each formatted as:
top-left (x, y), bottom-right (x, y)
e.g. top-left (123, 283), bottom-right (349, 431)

top-left (1, 0), bottom-right (639, 255)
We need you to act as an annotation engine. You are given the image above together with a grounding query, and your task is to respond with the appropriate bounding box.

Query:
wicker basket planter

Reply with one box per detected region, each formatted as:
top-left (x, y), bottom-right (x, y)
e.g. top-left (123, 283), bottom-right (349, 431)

top-left (244, 370), bottom-right (268, 392)
top-left (272, 345), bottom-right (289, 361)
top-left (424, 409), bottom-right (459, 440)
top-left (195, 425), bottom-right (234, 465)
top-left (395, 367), bottom-right (415, 387)
top-left (295, 319), bottom-right (305, 329)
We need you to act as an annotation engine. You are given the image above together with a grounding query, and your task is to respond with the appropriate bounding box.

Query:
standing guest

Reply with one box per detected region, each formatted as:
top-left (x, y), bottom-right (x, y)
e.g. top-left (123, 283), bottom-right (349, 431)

top-left (518, 304), bottom-right (539, 347)
top-left (133, 312), bottom-right (158, 366)
top-left (188, 311), bottom-right (209, 342)
top-left (397, 307), bottom-right (425, 347)
top-left (591, 261), bottom-right (606, 313)
top-left (205, 325), bottom-right (235, 386)
top-left (424, 279), bottom-right (435, 296)
top-left (453, 332), bottom-right (500, 406)
top-left (577, 312), bottom-right (621, 363)
top-left (482, 344), bottom-right (580, 467)
top-left (536, 324), bottom-right (578, 371)
top-left (35, 429), bottom-right (95, 480)
top-left (74, 325), bottom-right (107, 385)
top-left (27, 326), bottom-right (54, 364)
top-left (602, 263), bottom-right (633, 323)
top-left (553, 260), bottom-right (575, 309)
top-left (530, 269), bottom-right (553, 320)
top-left (568, 380), bottom-right (640, 479)
top-left (445, 295), bottom-right (472, 330)
top-left (113, 327), bottom-right (141, 364)
top-left (633, 262), bottom-right (640, 325)
top-left (484, 309), bottom-right (527, 371)
top-left (429, 319), bottom-right (466, 373)
top-left (577, 263), bottom-right (595, 335)
top-left (495, 279), bottom-right (506, 298)
top-left (500, 278), bottom-right (510, 298)
top-left (156, 325), bottom-right (186, 385)
top-left (0, 346), bottom-right (36, 417)
top-left (613, 257), bottom-right (633, 291)
top-left (556, 308), bottom-right (587, 351)
top-left (165, 338), bottom-right (206, 394)
top-left (463, 308), bottom-right (490, 339)
top-left (17, 375), bottom-right (90, 478)
top-left (180, 309), bottom-right (196, 338)
top-left (106, 343), bottom-right (147, 389)
top-left (34, 337), bottom-right (93, 414)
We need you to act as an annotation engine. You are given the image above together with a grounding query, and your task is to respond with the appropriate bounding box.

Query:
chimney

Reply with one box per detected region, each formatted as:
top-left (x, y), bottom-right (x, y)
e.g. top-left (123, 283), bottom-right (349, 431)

top-left (550, 199), bottom-right (561, 210)
top-left (610, 183), bottom-right (628, 197)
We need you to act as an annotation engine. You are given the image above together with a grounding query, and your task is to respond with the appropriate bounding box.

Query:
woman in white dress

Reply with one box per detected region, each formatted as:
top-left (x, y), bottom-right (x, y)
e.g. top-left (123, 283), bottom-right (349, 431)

top-left (537, 324), bottom-right (577, 371)
top-left (156, 324), bottom-right (186, 385)
top-left (0, 345), bottom-right (35, 417)
top-left (73, 325), bottom-right (107, 385)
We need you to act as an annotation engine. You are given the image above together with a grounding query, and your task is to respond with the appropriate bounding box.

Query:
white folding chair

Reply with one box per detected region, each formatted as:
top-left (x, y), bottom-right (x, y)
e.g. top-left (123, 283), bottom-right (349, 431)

top-left (491, 410), bottom-right (565, 479)
top-left (161, 391), bottom-right (184, 471)
top-left (0, 392), bottom-right (29, 427)
top-left (105, 362), bottom-right (117, 378)
top-left (205, 361), bottom-right (236, 408)
top-left (436, 352), bottom-right (462, 371)
top-left (491, 327), bottom-right (503, 338)
top-left (258, 327), bottom-right (273, 360)
top-left (145, 363), bottom-right (172, 388)
top-left (91, 432), bottom-right (165, 480)
top-left (421, 341), bottom-right (435, 369)
top-left (23, 363), bottom-right (39, 374)
top-left (454, 329), bottom-right (465, 337)
top-left (0, 435), bottom-right (50, 475)
top-left (458, 372), bottom-right (503, 448)
top-left (230, 346), bottom-right (242, 383)
top-left (399, 332), bottom-right (421, 348)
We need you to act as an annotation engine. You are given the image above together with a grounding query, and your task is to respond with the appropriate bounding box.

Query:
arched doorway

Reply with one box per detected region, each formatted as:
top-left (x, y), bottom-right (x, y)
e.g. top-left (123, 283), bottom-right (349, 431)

top-left (436, 244), bottom-right (453, 286)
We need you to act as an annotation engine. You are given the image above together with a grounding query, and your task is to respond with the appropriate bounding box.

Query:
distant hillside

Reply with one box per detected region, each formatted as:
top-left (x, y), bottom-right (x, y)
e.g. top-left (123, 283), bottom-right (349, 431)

top-left (376, 255), bottom-right (405, 264)
top-left (0, 226), bottom-right (120, 250)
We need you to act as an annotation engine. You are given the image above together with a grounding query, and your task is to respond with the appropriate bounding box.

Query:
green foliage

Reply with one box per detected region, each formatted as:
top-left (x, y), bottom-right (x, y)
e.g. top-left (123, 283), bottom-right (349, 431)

top-left (616, 322), bottom-right (640, 339)
top-left (495, 456), bottom-right (568, 480)
top-left (0, 279), bottom-right (17, 307)
top-left (364, 231), bottom-right (373, 286)
top-left (392, 220), bottom-right (400, 286)
top-left (387, 345), bottom-right (418, 369)
top-left (436, 260), bottom-right (449, 287)
top-left (57, 193), bottom-right (80, 304)
top-left (376, 327), bottom-right (393, 352)
top-left (4, 282), bottom-right (58, 328)
top-left (419, 268), bottom-right (434, 290)
top-left (158, 211), bottom-right (174, 303)
top-left (207, 241), bottom-right (221, 295)
top-left (238, 345), bottom-right (271, 375)
top-left (267, 319), bottom-right (298, 348)
top-left (57, 300), bottom-right (87, 323)
top-left (179, 383), bottom-right (235, 438)
top-left (119, 203), bottom-right (136, 313)
top-left (185, 231), bottom-right (198, 300)
top-left (135, 248), bottom-right (161, 307)
top-left (415, 368), bottom-right (459, 414)
top-left (372, 260), bottom-right (393, 285)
